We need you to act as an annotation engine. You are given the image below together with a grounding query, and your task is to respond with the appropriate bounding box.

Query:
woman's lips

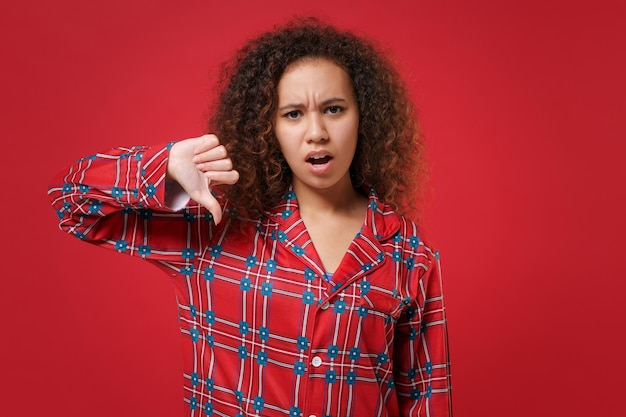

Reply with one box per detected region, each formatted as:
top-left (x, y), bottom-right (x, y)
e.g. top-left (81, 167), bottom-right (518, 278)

top-left (307, 155), bottom-right (332, 165)
top-left (305, 152), bottom-right (334, 173)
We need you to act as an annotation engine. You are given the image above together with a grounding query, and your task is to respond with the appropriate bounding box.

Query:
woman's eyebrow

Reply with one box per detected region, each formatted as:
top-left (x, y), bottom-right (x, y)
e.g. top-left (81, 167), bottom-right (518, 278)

top-left (278, 97), bottom-right (347, 111)
top-left (321, 98), bottom-right (347, 106)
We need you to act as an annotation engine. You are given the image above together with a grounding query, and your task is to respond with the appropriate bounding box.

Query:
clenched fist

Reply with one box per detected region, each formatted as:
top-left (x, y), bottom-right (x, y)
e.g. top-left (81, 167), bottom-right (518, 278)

top-left (166, 134), bottom-right (239, 224)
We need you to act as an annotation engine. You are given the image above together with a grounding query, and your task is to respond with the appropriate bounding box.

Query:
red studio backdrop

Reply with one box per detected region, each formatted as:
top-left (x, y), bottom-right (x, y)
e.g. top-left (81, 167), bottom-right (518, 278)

top-left (1, 1), bottom-right (625, 416)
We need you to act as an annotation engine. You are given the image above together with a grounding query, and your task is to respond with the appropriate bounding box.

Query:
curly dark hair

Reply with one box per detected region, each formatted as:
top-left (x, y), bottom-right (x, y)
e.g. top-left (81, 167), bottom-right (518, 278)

top-left (209, 17), bottom-right (426, 220)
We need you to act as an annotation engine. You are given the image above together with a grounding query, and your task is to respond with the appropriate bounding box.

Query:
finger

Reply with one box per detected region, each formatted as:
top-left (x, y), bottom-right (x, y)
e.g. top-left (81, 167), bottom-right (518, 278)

top-left (192, 134), bottom-right (220, 155)
top-left (196, 158), bottom-right (233, 172)
top-left (192, 144), bottom-right (228, 164)
top-left (188, 188), bottom-right (224, 224)
top-left (204, 170), bottom-right (240, 185)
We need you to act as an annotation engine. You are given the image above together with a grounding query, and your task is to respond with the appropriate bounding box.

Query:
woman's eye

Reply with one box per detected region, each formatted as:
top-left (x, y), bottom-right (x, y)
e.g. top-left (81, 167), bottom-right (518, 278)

top-left (284, 110), bottom-right (301, 119)
top-left (325, 106), bottom-right (343, 114)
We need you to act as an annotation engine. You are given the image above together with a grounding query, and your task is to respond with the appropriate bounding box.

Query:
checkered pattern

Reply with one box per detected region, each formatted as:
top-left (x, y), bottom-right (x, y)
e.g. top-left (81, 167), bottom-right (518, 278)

top-left (49, 143), bottom-right (452, 417)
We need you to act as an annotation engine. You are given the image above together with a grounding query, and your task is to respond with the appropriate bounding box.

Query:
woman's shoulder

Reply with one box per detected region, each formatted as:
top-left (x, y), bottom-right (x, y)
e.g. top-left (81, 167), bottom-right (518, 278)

top-left (370, 192), bottom-right (438, 257)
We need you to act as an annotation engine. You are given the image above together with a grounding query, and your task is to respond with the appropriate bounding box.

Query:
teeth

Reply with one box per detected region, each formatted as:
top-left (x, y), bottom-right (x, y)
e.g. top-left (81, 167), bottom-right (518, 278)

top-left (308, 155), bottom-right (331, 165)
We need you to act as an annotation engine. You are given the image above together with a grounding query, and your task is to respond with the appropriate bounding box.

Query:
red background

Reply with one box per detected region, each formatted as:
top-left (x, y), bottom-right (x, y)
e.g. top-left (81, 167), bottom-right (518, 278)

top-left (2, 0), bottom-right (625, 415)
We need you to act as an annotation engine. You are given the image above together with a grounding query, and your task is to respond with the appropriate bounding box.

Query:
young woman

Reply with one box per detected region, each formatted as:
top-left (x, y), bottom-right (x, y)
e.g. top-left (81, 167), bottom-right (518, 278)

top-left (49, 18), bottom-right (452, 417)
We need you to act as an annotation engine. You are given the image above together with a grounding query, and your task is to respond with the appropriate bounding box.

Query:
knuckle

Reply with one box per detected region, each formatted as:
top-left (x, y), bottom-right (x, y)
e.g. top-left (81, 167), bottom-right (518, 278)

top-left (200, 134), bottom-right (217, 147)
top-left (216, 145), bottom-right (227, 158)
top-left (207, 134), bottom-right (220, 145)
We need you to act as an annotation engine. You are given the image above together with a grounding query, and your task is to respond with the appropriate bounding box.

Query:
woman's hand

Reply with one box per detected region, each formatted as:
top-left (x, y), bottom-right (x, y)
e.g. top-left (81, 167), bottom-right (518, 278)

top-left (167, 134), bottom-right (239, 224)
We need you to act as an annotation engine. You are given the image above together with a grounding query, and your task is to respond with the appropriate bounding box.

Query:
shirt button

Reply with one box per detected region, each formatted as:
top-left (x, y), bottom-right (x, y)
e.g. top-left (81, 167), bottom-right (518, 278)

top-left (311, 356), bottom-right (323, 367)
top-left (320, 302), bottom-right (329, 310)
top-left (308, 415), bottom-right (317, 417)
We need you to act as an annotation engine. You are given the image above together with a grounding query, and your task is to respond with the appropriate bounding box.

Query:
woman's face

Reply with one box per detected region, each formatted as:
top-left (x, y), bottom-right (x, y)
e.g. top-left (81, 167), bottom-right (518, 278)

top-left (273, 58), bottom-right (359, 195)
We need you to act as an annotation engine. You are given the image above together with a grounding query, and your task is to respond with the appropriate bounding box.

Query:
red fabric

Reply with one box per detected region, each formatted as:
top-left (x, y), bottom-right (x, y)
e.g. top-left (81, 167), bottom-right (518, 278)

top-left (48, 143), bottom-right (452, 417)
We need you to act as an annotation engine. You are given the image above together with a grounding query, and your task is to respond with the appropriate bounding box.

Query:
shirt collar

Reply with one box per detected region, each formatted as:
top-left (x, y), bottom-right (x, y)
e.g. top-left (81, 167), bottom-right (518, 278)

top-left (265, 185), bottom-right (403, 298)
top-left (266, 185), bottom-right (402, 243)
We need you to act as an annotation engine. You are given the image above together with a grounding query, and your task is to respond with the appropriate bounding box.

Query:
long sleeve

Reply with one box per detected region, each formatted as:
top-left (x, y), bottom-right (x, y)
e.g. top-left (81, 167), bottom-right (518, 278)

top-left (48, 143), bottom-right (217, 263)
top-left (394, 248), bottom-right (453, 416)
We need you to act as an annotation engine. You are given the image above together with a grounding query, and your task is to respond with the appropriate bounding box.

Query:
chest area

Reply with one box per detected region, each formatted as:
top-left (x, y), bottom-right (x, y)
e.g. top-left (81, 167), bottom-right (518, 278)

top-left (181, 225), bottom-right (416, 323)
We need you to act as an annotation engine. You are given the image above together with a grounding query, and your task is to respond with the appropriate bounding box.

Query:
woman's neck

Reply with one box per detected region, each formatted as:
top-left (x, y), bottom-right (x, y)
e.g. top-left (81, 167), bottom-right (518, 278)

top-left (293, 176), bottom-right (366, 219)
top-left (292, 176), bottom-right (369, 273)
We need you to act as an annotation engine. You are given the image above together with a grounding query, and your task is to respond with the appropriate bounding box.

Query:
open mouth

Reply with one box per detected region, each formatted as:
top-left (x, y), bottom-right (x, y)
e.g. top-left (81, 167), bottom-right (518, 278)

top-left (307, 155), bottom-right (332, 165)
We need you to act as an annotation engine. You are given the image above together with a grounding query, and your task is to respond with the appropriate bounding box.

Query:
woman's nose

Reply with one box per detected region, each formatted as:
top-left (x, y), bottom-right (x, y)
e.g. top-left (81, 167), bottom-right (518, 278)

top-left (306, 113), bottom-right (328, 143)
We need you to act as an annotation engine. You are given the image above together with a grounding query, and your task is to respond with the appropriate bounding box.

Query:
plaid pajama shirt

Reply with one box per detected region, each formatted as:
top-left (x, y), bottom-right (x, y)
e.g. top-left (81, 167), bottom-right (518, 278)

top-left (49, 143), bottom-right (452, 417)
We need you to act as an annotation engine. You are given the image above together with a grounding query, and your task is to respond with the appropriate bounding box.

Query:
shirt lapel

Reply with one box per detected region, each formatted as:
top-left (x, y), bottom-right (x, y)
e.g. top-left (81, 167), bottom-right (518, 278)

top-left (268, 186), bottom-right (402, 302)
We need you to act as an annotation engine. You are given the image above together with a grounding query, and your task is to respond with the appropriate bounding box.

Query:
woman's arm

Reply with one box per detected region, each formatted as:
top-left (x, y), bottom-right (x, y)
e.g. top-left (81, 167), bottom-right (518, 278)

top-left (394, 247), bottom-right (453, 416)
top-left (48, 135), bottom-right (238, 262)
